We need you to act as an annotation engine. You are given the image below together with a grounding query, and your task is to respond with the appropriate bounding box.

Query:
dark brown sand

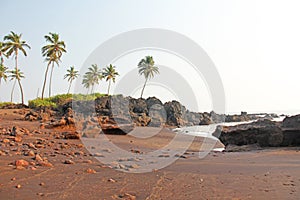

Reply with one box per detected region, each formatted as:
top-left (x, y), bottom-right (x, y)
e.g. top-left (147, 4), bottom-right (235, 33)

top-left (0, 109), bottom-right (299, 200)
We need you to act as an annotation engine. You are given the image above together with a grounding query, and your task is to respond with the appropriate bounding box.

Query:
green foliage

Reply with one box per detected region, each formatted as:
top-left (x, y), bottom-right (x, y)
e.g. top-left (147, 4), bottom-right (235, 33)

top-left (0, 102), bottom-right (14, 108)
top-left (28, 98), bottom-right (57, 108)
top-left (28, 93), bottom-right (106, 108)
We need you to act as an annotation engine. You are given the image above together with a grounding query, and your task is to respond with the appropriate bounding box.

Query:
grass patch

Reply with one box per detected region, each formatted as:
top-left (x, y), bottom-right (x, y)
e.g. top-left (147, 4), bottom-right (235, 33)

top-left (0, 102), bottom-right (14, 108)
top-left (28, 93), bottom-right (106, 109)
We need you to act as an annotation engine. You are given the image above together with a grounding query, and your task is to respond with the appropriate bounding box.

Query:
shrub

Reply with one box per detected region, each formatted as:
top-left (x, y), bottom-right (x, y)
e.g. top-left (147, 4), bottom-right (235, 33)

top-left (28, 93), bottom-right (107, 109)
top-left (28, 98), bottom-right (57, 108)
top-left (0, 102), bottom-right (14, 108)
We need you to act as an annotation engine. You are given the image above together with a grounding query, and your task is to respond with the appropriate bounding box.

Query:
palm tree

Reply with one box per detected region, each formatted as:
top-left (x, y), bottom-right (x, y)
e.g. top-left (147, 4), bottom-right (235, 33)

top-left (9, 68), bottom-right (25, 104)
top-left (82, 73), bottom-right (93, 94)
top-left (2, 31), bottom-right (30, 104)
top-left (64, 66), bottom-right (79, 94)
top-left (0, 65), bottom-right (8, 87)
top-left (102, 64), bottom-right (119, 95)
top-left (0, 42), bottom-right (7, 65)
top-left (41, 32), bottom-right (66, 99)
top-left (82, 64), bottom-right (102, 94)
top-left (0, 43), bottom-right (8, 87)
top-left (137, 56), bottom-right (159, 98)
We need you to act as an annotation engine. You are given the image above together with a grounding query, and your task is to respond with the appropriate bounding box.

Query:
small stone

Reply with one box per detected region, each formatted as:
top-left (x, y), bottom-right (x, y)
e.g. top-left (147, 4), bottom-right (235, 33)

top-left (15, 159), bottom-right (29, 168)
top-left (64, 159), bottom-right (75, 164)
top-left (2, 138), bottom-right (10, 143)
top-left (74, 151), bottom-right (84, 156)
top-left (86, 168), bottom-right (96, 174)
top-left (14, 136), bottom-right (22, 142)
top-left (39, 182), bottom-right (45, 186)
top-left (11, 177), bottom-right (16, 181)
top-left (102, 148), bottom-right (112, 153)
top-left (35, 154), bottom-right (43, 162)
top-left (119, 193), bottom-right (136, 200)
top-left (131, 149), bottom-right (141, 154)
top-left (108, 178), bottom-right (116, 183)
top-left (16, 184), bottom-right (21, 189)
top-left (158, 154), bottom-right (170, 158)
top-left (94, 153), bottom-right (104, 157)
top-left (28, 150), bottom-right (35, 157)
top-left (128, 164), bottom-right (140, 169)
top-left (38, 161), bottom-right (53, 167)
top-left (28, 143), bottom-right (37, 149)
top-left (82, 160), bottom-right (92, 164)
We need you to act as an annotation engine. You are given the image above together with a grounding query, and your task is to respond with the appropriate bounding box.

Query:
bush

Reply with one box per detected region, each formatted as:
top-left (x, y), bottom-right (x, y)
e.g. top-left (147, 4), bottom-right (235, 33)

top-left (0, 102), bottom-right (14, 108)
top-left (28, 98), bottom-right (57, 108)
top-left (28, 93), bottom-right (106, 109)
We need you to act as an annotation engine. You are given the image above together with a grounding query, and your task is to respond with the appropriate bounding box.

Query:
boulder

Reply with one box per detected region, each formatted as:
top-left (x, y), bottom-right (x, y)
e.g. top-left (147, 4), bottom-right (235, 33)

top-left (282, 115), bottom-right (300, 129)
top-left (146, 97), bottom-right (163, 109)
top-left (129, 98), bottom-right (148, 114)
top-left (217, 120), bottom-right (284, 147)
top-left (164, 101), bottom-right (187, 126)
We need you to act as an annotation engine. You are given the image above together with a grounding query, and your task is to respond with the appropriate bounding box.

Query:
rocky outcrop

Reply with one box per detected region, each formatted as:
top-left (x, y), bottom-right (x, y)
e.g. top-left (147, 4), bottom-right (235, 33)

top-left (282, 115), bottom-right (300, 129)
top-left (281, 115), bottom-right (300, 146)
top-left (24, 95), bottom-right (283, 135)
top-left (216, 120), bottom-right (284, 147)
top-left (216, 117), bottom-right (300, 149)
top-left (163, 101), bottom-right (187, 126)
top-left (0, 103), bottom-right (28, 109)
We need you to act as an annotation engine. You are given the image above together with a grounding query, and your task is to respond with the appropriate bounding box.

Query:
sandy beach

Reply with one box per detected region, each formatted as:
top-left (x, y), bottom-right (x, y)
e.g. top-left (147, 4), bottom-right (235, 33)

top-left (0, 109), bottom-right (299, 200)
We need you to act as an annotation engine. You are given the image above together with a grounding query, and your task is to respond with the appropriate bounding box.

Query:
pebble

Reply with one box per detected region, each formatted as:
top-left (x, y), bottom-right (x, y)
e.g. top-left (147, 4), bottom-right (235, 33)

top-left (86, 168), bottom-right (96, 174)
top-left (118, 193), bottom-right (136, 200)
top-left (28, 150), bottom-right (35, 157)
top-left (38, 161), bottom-right (53, 167)
top-left (2, 138), bottom-right (10, 143)
top-left (15, 159), bottom-right (29, 168)
top-left (82, 160), bottom-right (93, 164)
top-left (16, 184), bottom-right (21, 189)
top-left (14, 136), bottom-right (22, 142)
top-left (35, 154), bottom-right (43, 162)
top-left (158, 154), bottom-right (170, 158)
top-left (28, 143), bottom-right (37, 150)
top-left (37, 193), bottom-right (44, 196)
top-left (93, 152), bottom-right (104, 157)
top-left (64, 159), bottom-right (75, 164)
top-left (127, 164), bottom-right (140, 169)
top-left (108, 178), bottom-right (116, 183)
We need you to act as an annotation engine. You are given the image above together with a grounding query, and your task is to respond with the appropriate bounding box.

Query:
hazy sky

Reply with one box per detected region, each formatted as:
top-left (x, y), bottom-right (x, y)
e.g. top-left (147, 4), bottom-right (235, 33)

top-left (0, 0), bottom-right (300, 114)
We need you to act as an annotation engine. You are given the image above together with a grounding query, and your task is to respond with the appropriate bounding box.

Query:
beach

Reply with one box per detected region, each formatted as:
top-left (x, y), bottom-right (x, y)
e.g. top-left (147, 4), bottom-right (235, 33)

top-left (0, 108), bottom-right (299, 200)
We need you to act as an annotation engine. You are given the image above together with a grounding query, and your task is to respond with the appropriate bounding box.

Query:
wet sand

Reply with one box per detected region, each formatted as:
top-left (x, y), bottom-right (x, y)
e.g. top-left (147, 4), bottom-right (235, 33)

top-left (0, 109), bottom-right (299, 199)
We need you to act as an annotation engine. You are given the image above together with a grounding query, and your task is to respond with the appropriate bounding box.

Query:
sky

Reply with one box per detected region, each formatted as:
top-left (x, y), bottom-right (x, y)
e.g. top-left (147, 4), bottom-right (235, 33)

top-left (0, 0), bottom-right (300, 114)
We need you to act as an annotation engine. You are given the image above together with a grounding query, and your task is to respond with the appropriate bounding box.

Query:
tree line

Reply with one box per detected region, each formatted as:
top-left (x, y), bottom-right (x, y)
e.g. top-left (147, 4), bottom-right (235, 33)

top-left (0, 31), bottom-right (159, 104)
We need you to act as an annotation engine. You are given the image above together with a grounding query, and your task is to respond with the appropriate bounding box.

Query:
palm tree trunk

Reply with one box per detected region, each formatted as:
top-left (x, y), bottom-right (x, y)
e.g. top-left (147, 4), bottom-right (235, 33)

top-left (17, 79), bottom-right (24, 104)
top-left (49, 62), bottom-right (55, 97)
top-left (107, 79), bottom-right (111, 95)
top-left (140, 77), bottom-right (148, 98)
top-left (10, 80), bottom-right (16, 102)
top-left (67, 80), bottom-right (72, 94)
top-left (15, 50), bottom-right (18, 71)
top-left (91, 85), bottom-right (94, 94)
top-left (41, 62), bottom-right (51, 99)
top-left (11, 50), bottom-right (18, 103)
